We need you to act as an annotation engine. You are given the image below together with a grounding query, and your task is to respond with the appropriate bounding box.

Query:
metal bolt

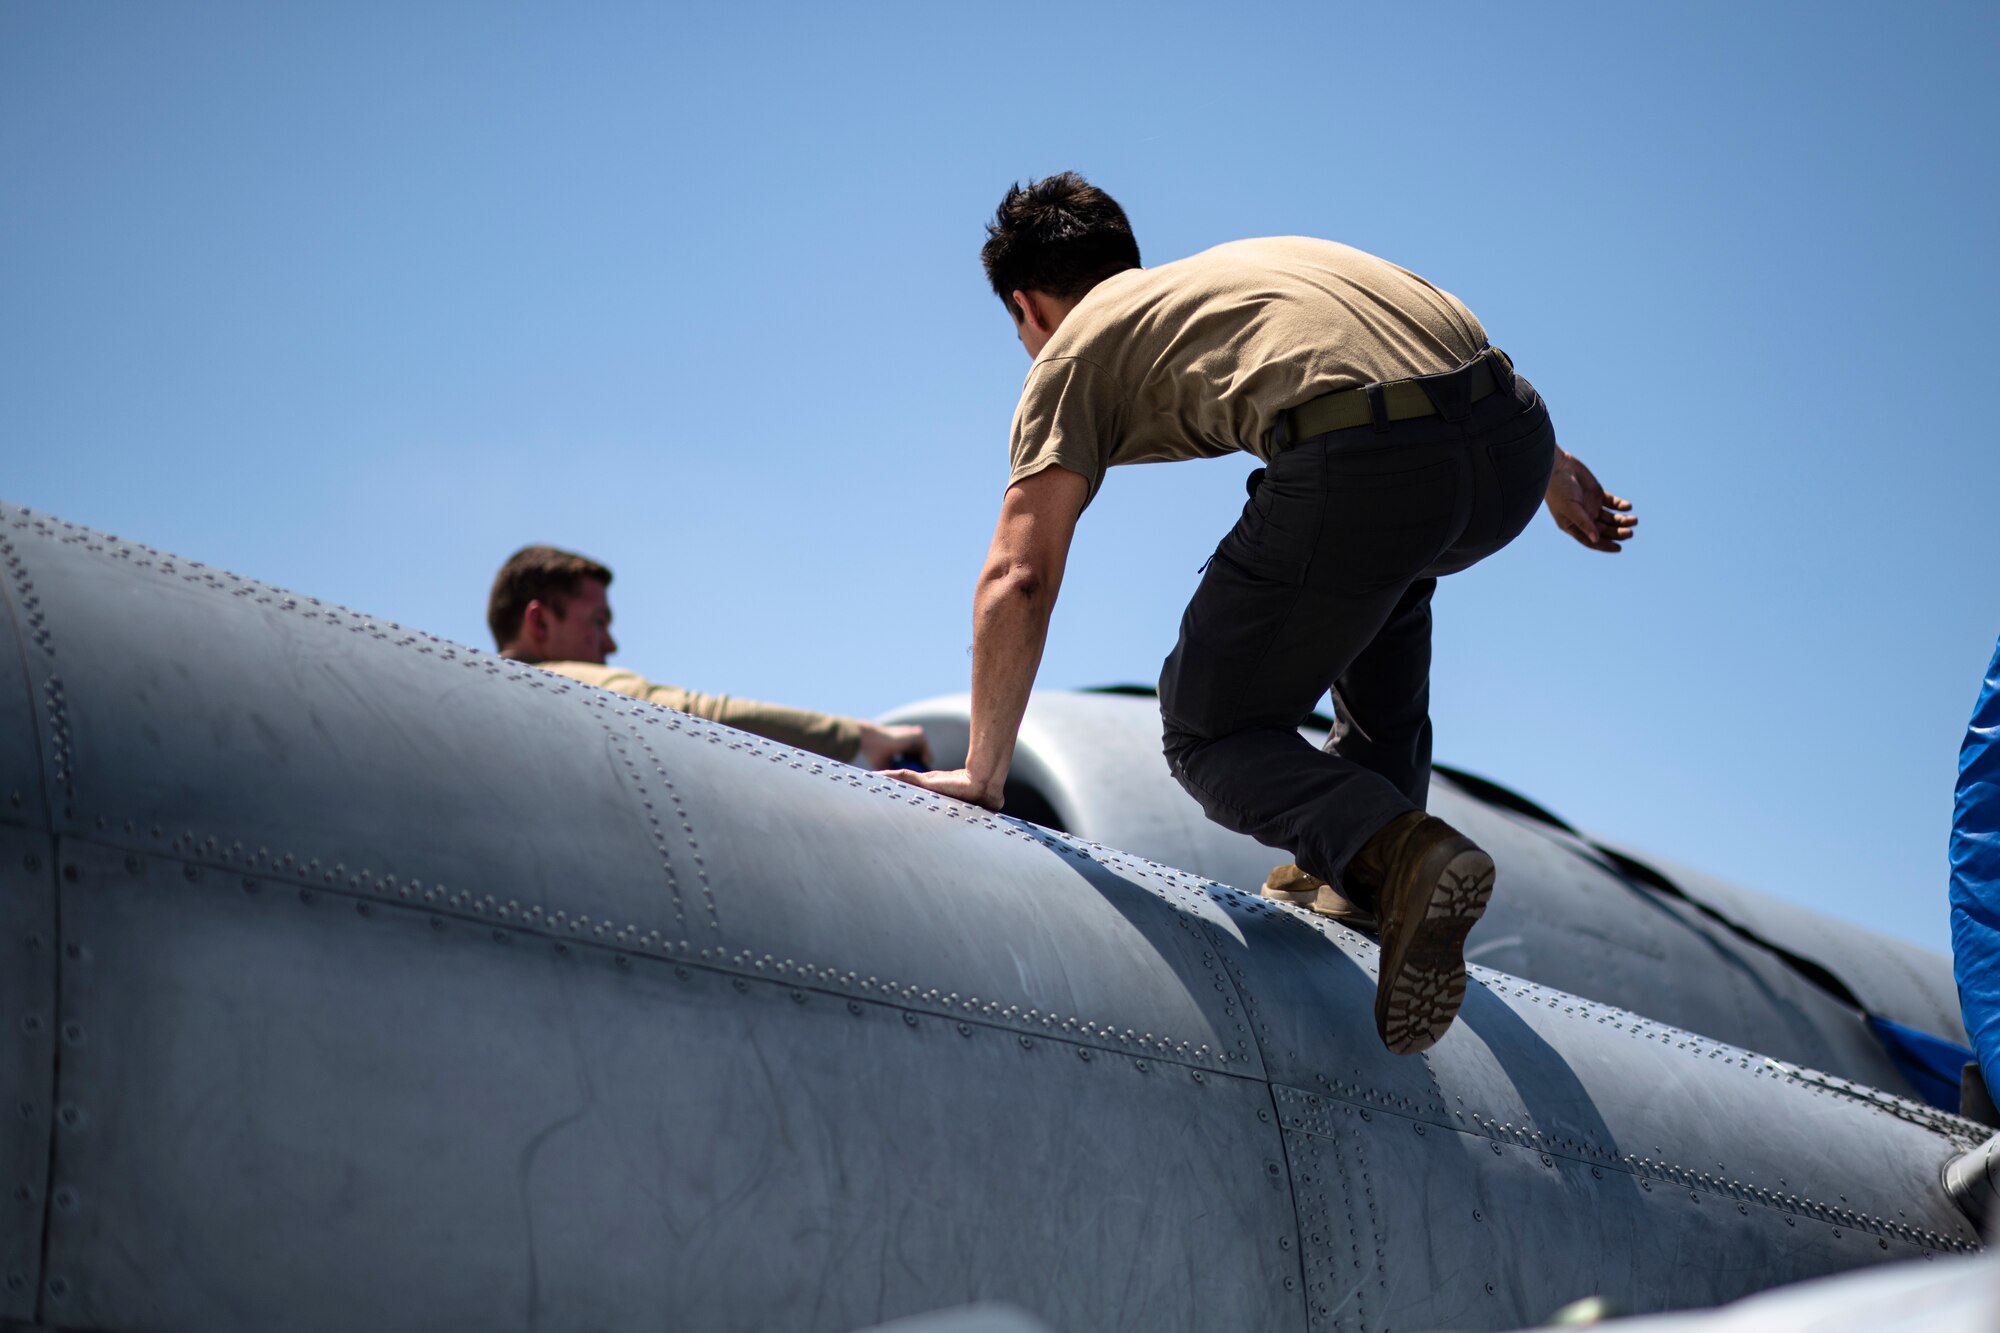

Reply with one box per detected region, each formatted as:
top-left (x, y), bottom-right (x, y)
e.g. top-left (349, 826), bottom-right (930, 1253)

top-left (956, 1023), bottom-right (972, 1037)
top-left (60, 1022), bottom-right (83, 1046)
top-left (19, 1016), bottom-right (40, 1036)
top-left (847, 1001), bottom-right (862, 1016)
top-left (1019, 1036), bottom-right (1033, 1050)
top-left (1077, 1048), bottom-right (1091, 1061)
top-left (1279, 1236), bottom-right (1292, 1251)
top-left (1485, 1282), bottom-right (1496, 1295)
top-left (1472, 1209), bottom-right (1482, 1221)
top-left (902, 1012), bottom-right (918, 1027)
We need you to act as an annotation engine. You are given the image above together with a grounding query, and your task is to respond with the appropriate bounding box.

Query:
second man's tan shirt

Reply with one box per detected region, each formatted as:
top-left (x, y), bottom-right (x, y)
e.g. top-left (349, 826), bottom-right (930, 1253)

top-left (536, 661), bottom-right (863, 761)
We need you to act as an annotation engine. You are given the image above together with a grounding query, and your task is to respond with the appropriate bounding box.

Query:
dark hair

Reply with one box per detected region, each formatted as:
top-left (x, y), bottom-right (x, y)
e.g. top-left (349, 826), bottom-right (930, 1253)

top-left (981, 172), bottom-right (1141, 321)
top-left (486, 545), bottom-right (613, 649)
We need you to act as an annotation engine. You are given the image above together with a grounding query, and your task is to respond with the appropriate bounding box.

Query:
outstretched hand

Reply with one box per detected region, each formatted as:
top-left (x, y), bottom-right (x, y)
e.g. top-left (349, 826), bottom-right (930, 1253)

top-left (880, 766), bottom-right (1004, 811)
top-left (1545, 450), bottom-right (1637, 553)
top-left (855, 722), bottom-right (932, 770)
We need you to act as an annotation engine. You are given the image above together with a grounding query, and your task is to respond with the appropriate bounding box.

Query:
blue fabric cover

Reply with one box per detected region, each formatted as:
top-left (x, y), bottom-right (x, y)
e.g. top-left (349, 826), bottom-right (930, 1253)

top-left (1950, 635), bottom-right (2000, 1093)
top-left (1865, 1015), bottom-right (1972, 1112)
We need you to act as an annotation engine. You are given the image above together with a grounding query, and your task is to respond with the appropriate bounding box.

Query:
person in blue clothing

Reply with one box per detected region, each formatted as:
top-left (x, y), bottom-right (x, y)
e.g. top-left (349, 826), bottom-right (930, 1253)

top-left (1950, 635), bottom-right (2000, 1110)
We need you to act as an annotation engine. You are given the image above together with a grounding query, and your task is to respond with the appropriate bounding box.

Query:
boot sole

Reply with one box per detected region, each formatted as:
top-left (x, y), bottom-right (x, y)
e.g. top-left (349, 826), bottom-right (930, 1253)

top-left (1374, 844), bottom-right (1494, 1055)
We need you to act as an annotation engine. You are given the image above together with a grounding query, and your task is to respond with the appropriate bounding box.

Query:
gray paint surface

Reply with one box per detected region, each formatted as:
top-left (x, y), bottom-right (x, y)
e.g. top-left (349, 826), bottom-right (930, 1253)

top-left (884, 690), bottom-right (1964, 1085)
top-left (0, 501), bottom-right (1986, 1333)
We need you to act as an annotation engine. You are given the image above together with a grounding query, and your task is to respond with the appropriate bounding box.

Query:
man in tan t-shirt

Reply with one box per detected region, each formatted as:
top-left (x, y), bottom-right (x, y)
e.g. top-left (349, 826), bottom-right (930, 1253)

top-left (487, 545), bottom-right (929, 767)
top-left (887, 173), bottom-right (1635, 1055)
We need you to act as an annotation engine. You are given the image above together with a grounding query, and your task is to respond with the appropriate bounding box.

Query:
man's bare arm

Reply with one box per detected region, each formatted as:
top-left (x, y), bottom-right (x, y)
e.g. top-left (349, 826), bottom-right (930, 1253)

top-left (884, 465), bottom-right (1089, 808)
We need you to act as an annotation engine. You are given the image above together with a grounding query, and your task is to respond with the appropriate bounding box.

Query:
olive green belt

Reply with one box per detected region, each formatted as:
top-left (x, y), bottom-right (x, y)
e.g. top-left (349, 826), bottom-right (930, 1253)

top-left (1271, 347), bottom-right (1510, 449)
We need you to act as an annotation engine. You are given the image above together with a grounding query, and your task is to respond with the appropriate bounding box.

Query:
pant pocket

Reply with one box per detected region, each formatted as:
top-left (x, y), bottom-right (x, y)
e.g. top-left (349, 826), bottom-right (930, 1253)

top-left (1215, 460), bottom-right (1323, 586)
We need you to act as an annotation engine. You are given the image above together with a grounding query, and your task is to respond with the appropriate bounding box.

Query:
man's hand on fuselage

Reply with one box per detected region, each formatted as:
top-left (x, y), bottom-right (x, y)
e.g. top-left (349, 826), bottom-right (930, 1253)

top-left (1545, 449), bottom-right (1637, 553)
top-left (883, 464), bottom-right (1090, 810)
top-left (856, 722), bottom-right (932, 770)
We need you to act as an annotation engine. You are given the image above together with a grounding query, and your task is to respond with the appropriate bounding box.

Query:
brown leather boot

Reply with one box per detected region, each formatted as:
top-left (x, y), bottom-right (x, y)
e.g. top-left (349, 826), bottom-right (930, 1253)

top-left (1261, 863), bottom-right (1378, 932)
top-left (1345, 811), bottom-right (1494, 1055)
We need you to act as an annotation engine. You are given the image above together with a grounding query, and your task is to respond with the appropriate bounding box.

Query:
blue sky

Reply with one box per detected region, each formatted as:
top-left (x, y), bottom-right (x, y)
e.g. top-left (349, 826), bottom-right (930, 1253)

top-left (3, 2), bottom-right (1994, 954)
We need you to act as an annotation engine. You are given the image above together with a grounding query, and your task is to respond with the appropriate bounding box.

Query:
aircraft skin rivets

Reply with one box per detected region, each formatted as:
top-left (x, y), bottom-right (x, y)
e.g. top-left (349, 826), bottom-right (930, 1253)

top-left (1019, 1036), bottom-right (1033, 1050)
top-left (732, 979), bottom-right (748, 993)
top-left (847, 1002), bottom-right (862, 1016)
top-left (903, 1012), bottom-right (918, 1027)
top-left (1485, 1282), bottom-right (1496, 1295)
top-left (60, 1022), bottom-right (83, 1046)
top-left (956, 1023), bottom-right (971, 1037)
top-left (1077, 1048), bottom-right (1090, 1062)
top-left (61, 864), bottom-right (77, 882)
top-left (57, 1105), bottom-right (79, 1129)
top-left (19, 1016), bottom-right (40, 1036)
top-left (1472, 1209), bottom-right (1482, 1221)
top-left (46, 1277), bottom-right (68, 1300)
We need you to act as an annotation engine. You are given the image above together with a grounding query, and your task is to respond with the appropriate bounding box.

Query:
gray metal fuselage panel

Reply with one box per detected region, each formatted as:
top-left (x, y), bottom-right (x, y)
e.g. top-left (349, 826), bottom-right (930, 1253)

top-left (0, 502), bottom-right (1982, 1333)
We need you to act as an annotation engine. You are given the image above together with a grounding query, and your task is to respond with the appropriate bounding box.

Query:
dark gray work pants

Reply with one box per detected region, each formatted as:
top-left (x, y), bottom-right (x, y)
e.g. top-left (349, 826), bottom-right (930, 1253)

top-left (1158, 360), bottom-right (1556, 883)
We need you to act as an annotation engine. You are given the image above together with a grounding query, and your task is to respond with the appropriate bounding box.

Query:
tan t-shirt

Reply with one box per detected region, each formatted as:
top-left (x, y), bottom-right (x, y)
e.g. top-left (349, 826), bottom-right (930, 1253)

top-left (535, 661), bottom-right (863, 762)
top-left (1008, 236), bottom-right (1488, 503)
